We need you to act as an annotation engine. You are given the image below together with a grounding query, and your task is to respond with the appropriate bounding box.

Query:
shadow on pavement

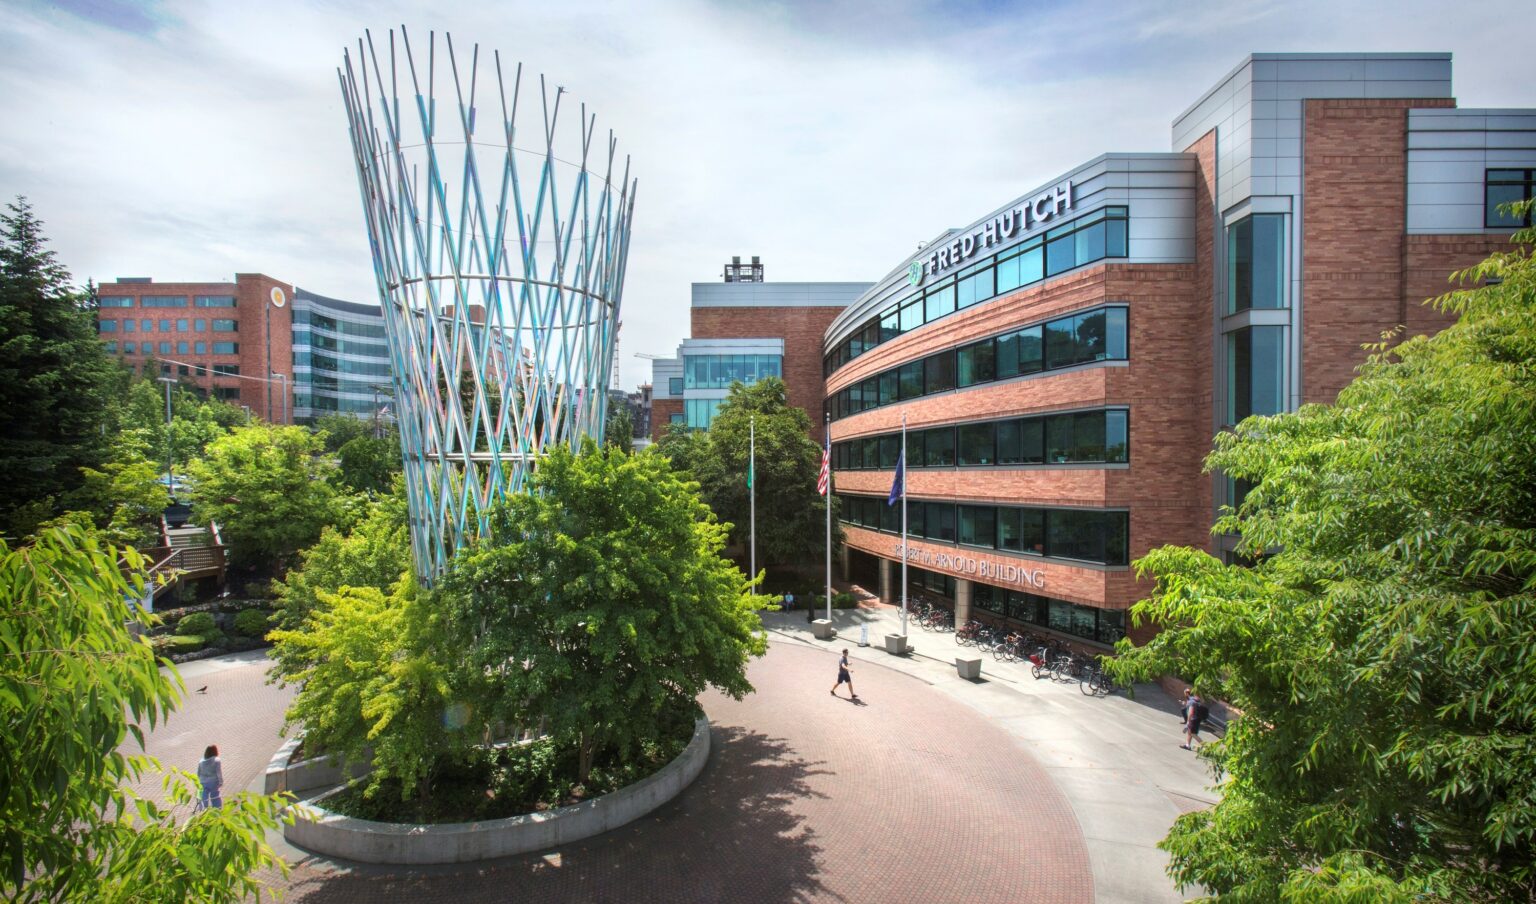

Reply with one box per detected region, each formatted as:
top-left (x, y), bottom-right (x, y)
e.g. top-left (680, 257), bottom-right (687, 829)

top-left (274, 726), bottom-right (835, 904)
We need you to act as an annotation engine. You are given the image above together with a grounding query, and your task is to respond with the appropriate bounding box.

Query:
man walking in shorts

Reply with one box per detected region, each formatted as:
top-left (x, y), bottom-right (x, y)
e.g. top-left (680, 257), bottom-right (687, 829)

top-left (830, 648), bottom-right (857, 699)
top-left (1182, 691), bottom-right (1208, 749)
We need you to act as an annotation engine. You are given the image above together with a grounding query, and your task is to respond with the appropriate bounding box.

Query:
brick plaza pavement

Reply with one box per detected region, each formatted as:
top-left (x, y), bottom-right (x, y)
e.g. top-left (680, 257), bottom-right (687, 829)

top-left (250, 641), bottom-right (1094, 903)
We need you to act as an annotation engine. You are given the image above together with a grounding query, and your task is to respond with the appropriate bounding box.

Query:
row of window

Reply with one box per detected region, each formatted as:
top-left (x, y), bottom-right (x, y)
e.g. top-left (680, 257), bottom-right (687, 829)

top-left (106, 340), bottom-right (239, 356)
top-left (294, 394), bottom-right (383, 414)
top-left (104, 294), bottom-right (237, 308)
top-left (294, 352), bottom-right (393, 377)
top-left (827, 306), bottom-right (1128, 422)
top-left (838, 493), bottom-right (1130, 566)
top-left (824, 207), bottom-right (1130, 377)
top-left (905, 565), bottom-right (1126, 645)
top-left (684, 398), bottom-right (725, 430)
top-left (296, 310), bottom-right (388, 339)
top-left (299, 330), bottom-right (388, 358)
top-left (684, 354), bottom-right (783, 390)
top-left (99, 318), bottom-right (236, 333)
top-left (1486, 169), bottom-right (1535, 229)
top-left (835, 408), bottom-right (1128, 470)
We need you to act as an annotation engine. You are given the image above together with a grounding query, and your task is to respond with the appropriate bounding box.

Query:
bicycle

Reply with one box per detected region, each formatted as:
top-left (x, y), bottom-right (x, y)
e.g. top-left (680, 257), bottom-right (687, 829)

top-left (1078, 660), bottom-right (1119, 697)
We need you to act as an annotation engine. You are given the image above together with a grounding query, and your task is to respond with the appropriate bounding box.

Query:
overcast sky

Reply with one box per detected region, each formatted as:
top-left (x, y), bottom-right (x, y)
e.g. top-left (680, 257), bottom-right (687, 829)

top-left (2, 0), bottom-right (1528, 388)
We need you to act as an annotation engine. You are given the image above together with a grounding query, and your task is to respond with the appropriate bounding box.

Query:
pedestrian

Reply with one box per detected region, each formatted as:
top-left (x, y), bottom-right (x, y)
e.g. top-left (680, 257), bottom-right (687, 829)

top-left (196, 744), bottom-right (224, 811)
top-left (829, 648), bottom-right (858, 699)
top-left (784, 592), bottom-right (794, 612)
top-left (1182, 692), bottom-right (1209, 750)
top-left (1178, 687), bottom-right (1192, 723)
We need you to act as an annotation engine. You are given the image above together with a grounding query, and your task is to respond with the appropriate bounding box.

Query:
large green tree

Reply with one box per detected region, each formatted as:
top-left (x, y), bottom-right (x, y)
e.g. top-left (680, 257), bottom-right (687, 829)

top-left (187, 423), bottom-right (345, 567)
top-left (1, 524), bottom-right (289, 902)
top-left (118, 377), bottom-right (246, 476)
top-left (270, 480), bottom-right (410, 631)
top-left (440, 441), bottom-right (766, 784)
top-left (659, 377), bottom-right (837, 568)
top-left (603, 402), bottom-right (634, 455)
top-left (336, 431), bottom-right (402, 496)
top-left (1109, 218), bottom-right (1536, 902)
top-left (0, 198), bottom-right (124, 539)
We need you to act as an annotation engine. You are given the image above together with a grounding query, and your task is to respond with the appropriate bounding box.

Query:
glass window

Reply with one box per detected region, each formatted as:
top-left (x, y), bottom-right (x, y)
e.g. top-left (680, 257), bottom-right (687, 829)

top-left (879, 372), bottom-right (898, 406)
top-left (1017, 243), bottom-right (1044, 285)
top-left (142, 319), bottom-right (153, 331)
top-left (1046, 232), bottom-right (1076, 276)
top-left (1074, 220), bottom-right (1106, 265)
top-left (861, 438), bottom-right (878, 469)
top-left (974, 584), bottom-right (1005, 615)
top-left (195, 319), bottom-right (206, 331)
top-left (669, 413), bottom-right (684, 424)
top-left (899, 299), bottom-right (923, 333)
top-left (212, 341), bottom-right (238, 355)
top-left (995, 420), bottom-right (1024, 465)
top-left (195, 341), bottom-right (207, 355)
top-left (685, 398), bottom-right (723, 429)
top-left (102, 340), bottom-right (117, 352)
top-left (1015, 325), bottom-right (1044, 374)
top-left (924, 283), bottom-right (956, 322)
top-left (1017, 508), bottom-right (1045, 555)
top-left (158, 341), bottom-right (171, 354)
top-left (924, 427), bottom-right (955, 467)
top-left (898, 361), bottom-right (924, 400)
top-left (141, 296), bottom-right (188, 307)
top-left (1228, 214), bottom-right (1286, 313)
top-left (905, 430), bottom-right (925, 469)
top-left (956, 339), bottom-right (994, 387)
top-left (176, 319), bottom-right (188, 332)
top-left (1485, 169), bottom-right (1533, 229)
top-left (98, 319), bottom-right (118, 332)
top-left (176, 341), bottom-right (189, 355)
top-left (927, 503), bottom-right (956, 542)
top-left (122, 319), bottom-right (135, 332)
top-left (1075, 310), bottom-right (1107, 363)
top-left (997, 508), bottom-right (1022, 551)
top-left (1105, 307), bottom-right (1128, 360)
top-left (1228, 326), bottom-right (1287, 423)
top-left (669, 377), bottom-right (683, 395)
top-left (1096, 609), bottom-right (1126, 645)
top-left (159, 320), bottom-right (172, 332)
top-left (1044, 315), bottom-right (1077, 369)
top-left (880, 499), bottom-right (899, 532)
top-left (880, 307), bottom-right (900, 342)
top-left (1007, 591), bottom-right (1045, 624)
top-left (1106, 217), bottom-right (1128, 257)
top-left (878, 435), bottom-right (900, 469)
top-left (995, 252), bottom-right (1022, 294)
top-left (924, 351), bottom-right (954, 394)
top-left (958, 422), bottom-right (995, 466)
top-left (958, 505), bottom-right (995, 548)
top-left (122, 341), bottom-right (136, 353)
top-left (1046, 415), bottom-right (1074, 464)
top-left (957, 266), bottom-right (991, 309)
top-left (212, 319), bottom-right (237, 332)
top-left (195, 295), bottom-right (236, 308)
top-left (99, 296), bottom-right (134, 307)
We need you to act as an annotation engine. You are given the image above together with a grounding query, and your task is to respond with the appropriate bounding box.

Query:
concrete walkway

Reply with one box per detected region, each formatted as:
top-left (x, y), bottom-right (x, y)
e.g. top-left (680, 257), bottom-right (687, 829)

top-left (765, 603), bottom-right (1218, 904)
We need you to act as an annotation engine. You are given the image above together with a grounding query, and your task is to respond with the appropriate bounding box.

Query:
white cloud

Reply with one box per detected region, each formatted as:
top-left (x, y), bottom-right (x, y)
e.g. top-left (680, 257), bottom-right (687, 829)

top-left (1, 0), bottom-right (1530, 388)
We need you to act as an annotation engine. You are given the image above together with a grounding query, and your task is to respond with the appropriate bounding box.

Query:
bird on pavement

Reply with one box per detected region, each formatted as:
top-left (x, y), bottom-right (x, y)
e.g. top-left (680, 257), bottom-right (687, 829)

top-left (196, 686), bottom-right (208, 694)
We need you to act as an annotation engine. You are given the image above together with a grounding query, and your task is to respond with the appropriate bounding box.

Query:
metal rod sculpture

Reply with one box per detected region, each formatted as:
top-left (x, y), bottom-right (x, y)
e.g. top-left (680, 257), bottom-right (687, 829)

top-left (338, 27), bottom-right (637, 582)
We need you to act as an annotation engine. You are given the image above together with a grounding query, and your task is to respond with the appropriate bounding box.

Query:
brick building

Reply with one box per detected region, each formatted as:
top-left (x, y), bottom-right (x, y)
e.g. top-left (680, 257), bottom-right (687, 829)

top-left (95, 273), bottom-right (296, 423)
top-left (649, 260), bottom-right (872, 442)
top-left (822, 52), bottom-right (1535, 649)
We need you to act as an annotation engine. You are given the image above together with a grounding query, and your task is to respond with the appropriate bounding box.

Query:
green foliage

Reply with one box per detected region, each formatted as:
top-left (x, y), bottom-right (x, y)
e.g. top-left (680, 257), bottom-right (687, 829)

top-left (603, 403), bottom-right (634, 455)
top-left (153, 634), bottom-right (205, 654)
top-left (312, 413), bottom-right (373, 453)
top-left (119, 377), bottom-right (247, 474)
top-left (0, 198), bottom-right (125, 540)
top-left (440, 441), bottom-right (766, 784)
top-left (232, 608), bottom-right (272, 638)
top-left (269, 582), bottom-right (467, 802)
top-left (656, 377), bottom-right (839, 567)
top-left (175, 612), bottom-right (216, 637)
top-left (271, 479), bottom-right (409, 631)
top-left (0, 523), bottom-right (288, 902)
top-left (187, 422), bottom-right (345, 567)
top-left (1108, 215), bottom-right (1536, 902)
top-left (336, 432), bottom-right (401, 495)
top-left (66, 429), bottom-right (166, 547)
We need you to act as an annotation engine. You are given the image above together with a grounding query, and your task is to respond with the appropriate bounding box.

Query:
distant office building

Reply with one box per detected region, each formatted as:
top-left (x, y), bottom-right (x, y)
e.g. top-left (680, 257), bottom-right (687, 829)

top-left (291, 288), bottom-right (393, 424)
top-left (649, 258), bottom-right (872, 441)
top-left (94, 275), bottom-right (393, 425)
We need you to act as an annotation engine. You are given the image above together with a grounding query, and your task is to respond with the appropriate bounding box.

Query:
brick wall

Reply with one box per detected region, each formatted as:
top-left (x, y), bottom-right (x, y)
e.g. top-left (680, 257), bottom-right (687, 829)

top-left (691, 305), bottom-right (846, 443)
top-left (650, 399), bottom-right (683, 441)
top-left (1301, 97), bottom-right (1455, 404)
top-left (1403, 234), bottom-right (1514, 336)
top-left (234, 274), bottom-right (295, 424)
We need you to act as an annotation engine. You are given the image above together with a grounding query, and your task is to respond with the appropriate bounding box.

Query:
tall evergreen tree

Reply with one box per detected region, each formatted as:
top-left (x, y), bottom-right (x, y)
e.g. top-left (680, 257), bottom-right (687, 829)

top-left (0, 198), bottom-right (123, 539)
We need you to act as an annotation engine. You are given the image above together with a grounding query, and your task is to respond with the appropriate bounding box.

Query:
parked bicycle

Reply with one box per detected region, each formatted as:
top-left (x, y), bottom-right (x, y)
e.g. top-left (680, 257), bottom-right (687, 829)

top-left (1078, 660), bottom-right (1119, 696)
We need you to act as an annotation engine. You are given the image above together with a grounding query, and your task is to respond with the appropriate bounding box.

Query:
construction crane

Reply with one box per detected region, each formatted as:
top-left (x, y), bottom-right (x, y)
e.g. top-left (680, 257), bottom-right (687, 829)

top-left (634, 352), bottom-right (670, 360)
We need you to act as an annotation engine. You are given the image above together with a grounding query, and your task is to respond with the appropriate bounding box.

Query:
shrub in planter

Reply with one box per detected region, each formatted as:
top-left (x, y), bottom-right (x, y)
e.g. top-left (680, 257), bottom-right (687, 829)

top-left (202, 630), bottom-right (230, 650)
top-left (233, 608), bottom-right (272, 638)
top-left (153, 634), bottom-right (205, 654)
top-left (833, 591), bottom-right (859, 609)
top-left (175, 612), bottom-right (217, 636)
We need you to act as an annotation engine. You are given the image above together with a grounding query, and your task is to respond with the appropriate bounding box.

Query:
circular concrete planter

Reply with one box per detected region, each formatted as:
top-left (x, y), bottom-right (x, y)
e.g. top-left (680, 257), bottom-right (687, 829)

top-left (283, 717), bottom-right (711, 865)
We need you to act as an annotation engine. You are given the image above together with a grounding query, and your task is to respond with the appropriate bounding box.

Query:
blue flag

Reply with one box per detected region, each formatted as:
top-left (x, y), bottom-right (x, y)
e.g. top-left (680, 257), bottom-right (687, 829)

top-left (887, 448), bottom-right (905, 505)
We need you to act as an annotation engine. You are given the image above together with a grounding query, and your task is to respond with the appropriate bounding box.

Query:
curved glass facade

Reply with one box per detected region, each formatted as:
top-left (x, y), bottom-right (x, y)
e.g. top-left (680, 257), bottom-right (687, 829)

top-left (291, 290), bottom-right (395, 421)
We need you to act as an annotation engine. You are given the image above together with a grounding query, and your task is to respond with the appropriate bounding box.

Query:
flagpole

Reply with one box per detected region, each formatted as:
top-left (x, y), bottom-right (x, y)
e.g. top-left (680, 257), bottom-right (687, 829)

top-left (749, 415), bottom-right (756, 596)
top-left (900, 411), bottom-right (908, 638)
top-left (824, 412), bottom-right (832, 624)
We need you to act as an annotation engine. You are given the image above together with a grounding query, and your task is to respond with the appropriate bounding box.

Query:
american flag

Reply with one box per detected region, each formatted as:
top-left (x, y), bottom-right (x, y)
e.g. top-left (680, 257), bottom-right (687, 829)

top-left (817, 432), bottom-right (831, 496)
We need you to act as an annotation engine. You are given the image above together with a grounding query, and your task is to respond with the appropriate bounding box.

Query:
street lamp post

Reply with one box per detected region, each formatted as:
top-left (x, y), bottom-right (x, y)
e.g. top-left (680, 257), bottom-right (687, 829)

top-left (271, 372), bottom-right (288, 425)
top-left (156, 376), bottom-right (177, 497)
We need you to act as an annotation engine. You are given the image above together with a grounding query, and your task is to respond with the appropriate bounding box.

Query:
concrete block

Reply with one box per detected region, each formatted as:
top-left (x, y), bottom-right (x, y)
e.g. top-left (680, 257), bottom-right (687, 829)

top-left (956, 656), bottom-right (983, 680)
top-left (884, 633), bottom-right (910, 655)
top-left (811, 618), bottom-right (835, 640)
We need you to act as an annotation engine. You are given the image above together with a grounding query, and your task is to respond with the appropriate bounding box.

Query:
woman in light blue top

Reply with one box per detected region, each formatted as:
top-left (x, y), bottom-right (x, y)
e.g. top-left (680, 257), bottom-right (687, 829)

top-left (195, 744), bottom-right (223, 811)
